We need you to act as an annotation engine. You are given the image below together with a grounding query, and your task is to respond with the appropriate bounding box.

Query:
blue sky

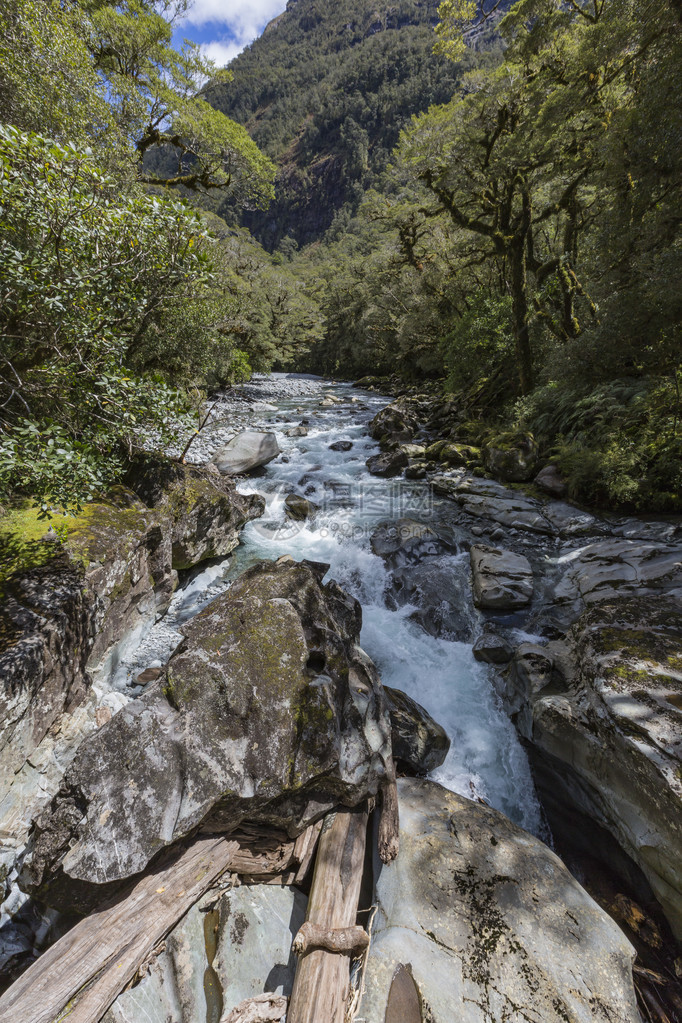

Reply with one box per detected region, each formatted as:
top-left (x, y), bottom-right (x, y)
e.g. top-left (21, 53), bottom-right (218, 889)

top-left (172, 0), bottom-right (289, 68)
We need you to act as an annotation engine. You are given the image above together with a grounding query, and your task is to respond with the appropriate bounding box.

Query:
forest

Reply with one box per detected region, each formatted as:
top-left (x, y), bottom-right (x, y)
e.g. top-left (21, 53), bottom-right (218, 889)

top-left (1, 0), bottom-right (681, 516)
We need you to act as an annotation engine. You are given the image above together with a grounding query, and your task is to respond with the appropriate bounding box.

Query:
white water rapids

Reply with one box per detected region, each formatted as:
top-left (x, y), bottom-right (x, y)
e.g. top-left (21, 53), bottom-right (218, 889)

top-left (122, 374), bottom-right (542, 835)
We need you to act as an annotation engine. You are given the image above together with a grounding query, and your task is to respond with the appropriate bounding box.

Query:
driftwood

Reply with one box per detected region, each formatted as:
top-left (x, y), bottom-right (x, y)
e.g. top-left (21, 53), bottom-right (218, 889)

top-left (0, 820), bottom-right (322, 1023)
top-left (378, 767), bottom-right (400, 864)
top-left (0, 836), bottom-right (240, 1023)
top-left (287, 807), bottom-right (369, 1023)
top-left (221, 992), bottom-right (287, 1022)
top-left (293, 921), bottom-right (370, 957)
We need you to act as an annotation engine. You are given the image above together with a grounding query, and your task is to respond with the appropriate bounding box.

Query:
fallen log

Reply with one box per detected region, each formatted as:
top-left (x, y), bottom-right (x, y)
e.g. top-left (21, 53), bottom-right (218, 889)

top-left (287, 807), bottom-right (368, 1023)
top-left (0, 835), bottom-right (240, 1023)
top-left (292, 921), bottom-right (370, 957)
top-left (378, 767), bottom-right (400, 864)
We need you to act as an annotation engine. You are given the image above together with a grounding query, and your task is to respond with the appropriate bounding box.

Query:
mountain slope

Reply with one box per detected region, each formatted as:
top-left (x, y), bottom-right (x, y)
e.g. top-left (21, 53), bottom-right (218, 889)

top-left (205, 0), bottom-right (502, 248)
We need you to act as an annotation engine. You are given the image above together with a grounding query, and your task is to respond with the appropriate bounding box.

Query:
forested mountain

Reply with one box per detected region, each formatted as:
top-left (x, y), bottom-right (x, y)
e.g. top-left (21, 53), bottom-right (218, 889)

top-left (205, 0), bottom-right (506, 248)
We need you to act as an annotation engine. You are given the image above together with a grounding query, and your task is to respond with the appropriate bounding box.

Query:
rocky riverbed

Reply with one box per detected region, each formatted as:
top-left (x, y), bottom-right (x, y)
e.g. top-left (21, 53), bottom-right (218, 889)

top-left (0, 373), bottom-right (681, 1021)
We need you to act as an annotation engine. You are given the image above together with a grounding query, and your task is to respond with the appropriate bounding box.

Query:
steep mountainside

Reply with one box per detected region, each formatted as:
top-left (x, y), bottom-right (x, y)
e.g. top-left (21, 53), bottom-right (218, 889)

top-left (205, 0), bottom-right (503, 248)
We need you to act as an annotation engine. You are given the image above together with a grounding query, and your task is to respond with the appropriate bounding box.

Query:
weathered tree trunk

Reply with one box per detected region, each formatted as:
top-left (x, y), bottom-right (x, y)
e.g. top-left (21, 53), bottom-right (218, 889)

top-left (287, 807), bottom-right (368, 1023)
top-left (510, 240), bottom-right (534, 395)
top-left (377, 767), bottom-right (400, 864)
top-left (0, 836), bottom-right (240, 1023)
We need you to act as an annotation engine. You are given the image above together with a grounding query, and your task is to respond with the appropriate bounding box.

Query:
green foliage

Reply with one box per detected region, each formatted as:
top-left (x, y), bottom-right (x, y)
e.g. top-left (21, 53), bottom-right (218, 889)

top-left (206, 0), bottom-right (498, 247)
top-left (442, 293), bottom-right (514, 392)
top-left (0, 124), bottom-right (215, 508)
top-left (518, 378), bottom-right (682, 510)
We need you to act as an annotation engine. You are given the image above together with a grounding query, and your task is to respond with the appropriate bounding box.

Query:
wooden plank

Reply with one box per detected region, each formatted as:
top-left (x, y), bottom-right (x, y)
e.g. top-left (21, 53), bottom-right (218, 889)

top-left (377, 770), bottom-right (400, 864)
top-left (0, 836), bottom-right (240, 1023)
top-left (287, 807), bottom-right (368, 1023)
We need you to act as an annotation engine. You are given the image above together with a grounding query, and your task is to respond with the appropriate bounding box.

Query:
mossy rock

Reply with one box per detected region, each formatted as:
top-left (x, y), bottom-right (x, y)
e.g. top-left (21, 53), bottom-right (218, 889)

top-left (483, 431), bottom-right (539, 482)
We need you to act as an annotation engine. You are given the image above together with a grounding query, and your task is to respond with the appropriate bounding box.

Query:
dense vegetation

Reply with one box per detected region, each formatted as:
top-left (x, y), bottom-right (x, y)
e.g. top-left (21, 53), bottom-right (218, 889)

top-left (206, 0), bottom-right (508, 248)
top-left (0, 0), bottom-right (311, 510)
top-left (1, 0), bottom-right (680, 514)
top-left (280, 0), bottom-right (681, 511)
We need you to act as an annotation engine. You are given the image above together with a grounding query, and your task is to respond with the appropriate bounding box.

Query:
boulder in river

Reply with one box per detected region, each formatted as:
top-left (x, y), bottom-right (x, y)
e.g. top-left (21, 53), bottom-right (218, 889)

top-left (20, 559), bottom-right (393, 912)
top-left (384, 687), bottom-right (450, 775)
top-left (212, 431), bottom-right (281, 475)
top-left (329, 440), bottom-right (353, 452)
top-left (472, 629), bottom-right (513, 664)
top-left (359, 778), bottom-right (641, 1023)
top-left (368, 399), bottom-right (420, 447)
top-left (284, 493), bottom-right (318, 521)
top-left (366, 450), bottom-right (408, 478)
top-left (470, 544), bottom-right (534, 609)
top-left (286, 425), bottom-right (308, 437)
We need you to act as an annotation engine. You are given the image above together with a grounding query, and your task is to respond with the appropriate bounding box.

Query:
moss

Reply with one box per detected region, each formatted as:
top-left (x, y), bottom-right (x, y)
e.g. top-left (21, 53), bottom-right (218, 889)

top-left (0, 499), bottom-right (90, 590)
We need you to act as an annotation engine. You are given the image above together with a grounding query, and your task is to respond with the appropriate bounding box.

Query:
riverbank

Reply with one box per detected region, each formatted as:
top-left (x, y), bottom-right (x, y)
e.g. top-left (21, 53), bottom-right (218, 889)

top-left (0, 373), bottom-right (680, 1021)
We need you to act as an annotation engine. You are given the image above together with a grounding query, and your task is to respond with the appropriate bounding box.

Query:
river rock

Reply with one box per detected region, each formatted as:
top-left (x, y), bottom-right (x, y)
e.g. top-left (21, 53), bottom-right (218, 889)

top-left (329, 440), bottom-right (353, 452)
top-left (371, 519), bottom-right (451, 565)
top-left (284, 493), bottom-right (318, 521)
top-left (358, 778), bottom-right (640, 1023)
top-left (384, 687), bottom-right (450, 774)
top-left (368, 399), bottom-right (420, 446)
top-left (390, 557), bottom-right (472, 640)
top-left (483, 430), bottom-right (539, 482)
top-left (212, 432), bottom-right (281, 475)
top-left (21, 559), bottom-right (393, 912)
top-left (104, 884), bottom-right (306, 1023)
top-left (508, 596), bottom-right (682, 940)
top-left (124, 458), bottom-right (265, 571)
top-left (553, 537), bottom-right (682, 610)
top-left (470, 545), bottom-right (534, 609)
top-left (286, 425), bottom-right (308, 437)
top-left (472, 629), bottom-right (513, 664)
top-left (535, 463), bottom-right (567, 496)
top-left (366, 450), bottom-right (408, 478)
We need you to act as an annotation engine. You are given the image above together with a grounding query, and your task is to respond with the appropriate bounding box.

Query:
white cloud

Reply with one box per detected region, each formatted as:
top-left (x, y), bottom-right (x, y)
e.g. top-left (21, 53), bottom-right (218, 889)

top-left (185, 0), bottom-right (288, 68)
top-left (186, 0), bottom-right (287, 33)
top-left (200, 39), bottom-right (244, 66)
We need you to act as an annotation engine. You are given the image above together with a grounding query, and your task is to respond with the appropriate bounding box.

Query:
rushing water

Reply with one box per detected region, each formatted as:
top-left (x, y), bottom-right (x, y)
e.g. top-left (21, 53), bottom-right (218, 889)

top-left (123, 374), bottom-right (542, 834)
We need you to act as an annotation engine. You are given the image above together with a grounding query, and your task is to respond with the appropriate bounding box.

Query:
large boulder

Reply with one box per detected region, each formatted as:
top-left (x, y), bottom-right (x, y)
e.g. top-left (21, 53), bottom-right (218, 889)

top-left (212, 431), bottom-right (281, 475)
top-left (470, 544), bottom-right (534, 610)
top-left (284, 493), bottom-right (318, 521)
top-left (384, 687), bottom-right (450, 775)
top-left (433, 474), bottom-right (598, 538)
top-left (104, 884), bottom-right (306, 1023)
top-left (20, 559), bottom-right (393, 912)
top-left (125, 458), bottom-right (265, 571)
top-left (366, 450), bottom-right (408, 478)
top-left (483, 430), bottom-right (539, 482)
top-left (359, 778), bottom-right (640, 1023)
top-left (368, 399), bottom-right (420, 446)
top-left (553, 537), bottom-right (682, 611)
top-left (506, 596), bottom-right (682, 940)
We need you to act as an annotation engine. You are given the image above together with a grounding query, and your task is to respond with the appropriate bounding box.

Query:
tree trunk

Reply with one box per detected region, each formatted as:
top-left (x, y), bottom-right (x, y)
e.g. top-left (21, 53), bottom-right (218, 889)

top-left (510, 241), bottom-right (534, 394)
top-left (287, 807), bottom-right (368, 1023)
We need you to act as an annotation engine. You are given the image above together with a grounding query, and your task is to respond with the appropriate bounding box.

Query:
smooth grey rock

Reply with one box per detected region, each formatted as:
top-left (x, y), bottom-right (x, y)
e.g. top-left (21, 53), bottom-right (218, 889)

top-left (370, 519), bottom-right (448, 566)
top-left (329, 440), bottom-right (353, 452)
top-left (366, 450), bottom-right (408, 478)
top-left (535, 464), bottom-right (567, 496)
top-left (484, 431), bottom-right (539, 482)
top-left (514, 597), bottom-right (682, 940)
top-left (21, 561), bottom-right (393, 912)
top-left (553, 537), bottom-right (682, 608)
top-left (390, 557), bottom-right (472, 641)
top-left (383, 686), bottom-right (450, 774)
top-left (213, 432), bottom-right (281, 475)
top-left (433, 474), bottom-right (554, 534)
top-left (104, 885), bottom-right (306, 1023)
top-left (368, 400), bottom-right (420, 445)
top-left (284, 493), bottom-right (318, 521)
top-left (472, 630), bottom-right (513, 664)
top-left (359, 778), bottom-right (640, 1023)
top-left (470, 545), bottom-right (534, 609)
top-left (286, 426), bottom-right (308, 437)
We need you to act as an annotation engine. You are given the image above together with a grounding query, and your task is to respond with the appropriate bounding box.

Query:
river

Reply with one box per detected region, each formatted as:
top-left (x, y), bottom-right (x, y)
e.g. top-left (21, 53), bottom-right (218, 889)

top-left (120, 374), bottom-right (542, 835)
